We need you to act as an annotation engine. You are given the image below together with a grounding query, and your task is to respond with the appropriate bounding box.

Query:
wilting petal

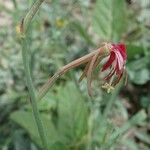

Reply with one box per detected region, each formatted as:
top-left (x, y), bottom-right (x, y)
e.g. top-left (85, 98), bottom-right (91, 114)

top-left (104, 68), bottom-right (116, 81)
top-left (102, 52), bottom-right (116, 71)
top-left (116, 43), bottom-right (127, 60)
top-left (114, 50), bottom-right (124, 71)
top-left (113, 69), bottom-right (124, 86)
top-left (79, 61), bottom-right (90, 82)
top-left (118, 43), bottom-right (126, 53)
top-left (87, 51), bottom-right (100, 96)
top-left (100, 42), bottom-right (127, 90)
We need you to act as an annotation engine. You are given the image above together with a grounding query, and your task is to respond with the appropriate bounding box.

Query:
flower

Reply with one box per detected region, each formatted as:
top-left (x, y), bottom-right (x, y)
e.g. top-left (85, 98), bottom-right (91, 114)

top-left (101, 43), bottom-right (127, 90)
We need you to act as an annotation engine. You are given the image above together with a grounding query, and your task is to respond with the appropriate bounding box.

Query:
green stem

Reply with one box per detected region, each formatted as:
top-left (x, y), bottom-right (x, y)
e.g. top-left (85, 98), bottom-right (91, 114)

top-left (25, 0), bottom-right (44, 30)
top-left (21, 38), bottom-right (49, 150)
top-left (18, 0), bottom-right (48, 149)
top-left (21, 0), bottom-right (45, 34)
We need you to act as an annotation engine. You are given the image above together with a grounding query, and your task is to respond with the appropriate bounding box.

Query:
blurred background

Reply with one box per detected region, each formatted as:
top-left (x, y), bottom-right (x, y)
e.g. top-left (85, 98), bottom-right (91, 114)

top-left (0, 0), bottom-right (150, 150)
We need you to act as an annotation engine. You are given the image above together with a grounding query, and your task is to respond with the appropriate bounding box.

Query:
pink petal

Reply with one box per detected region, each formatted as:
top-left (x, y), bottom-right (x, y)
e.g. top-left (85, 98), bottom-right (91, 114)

top-left (117, 43), bottom-right (127, 60)
top-left (115, 50), bottom-right (124, 71)
top-left (118, 43), bottom-right (126, 53)
top-left (102, 52), bottom-right (116, 71)
top-left (111, 43), bottom-right (127, 61)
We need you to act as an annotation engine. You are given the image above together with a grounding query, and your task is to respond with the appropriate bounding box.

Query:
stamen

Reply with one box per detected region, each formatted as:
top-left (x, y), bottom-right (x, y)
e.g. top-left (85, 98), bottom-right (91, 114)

top-left (101, 83), bottom-right (114, 93)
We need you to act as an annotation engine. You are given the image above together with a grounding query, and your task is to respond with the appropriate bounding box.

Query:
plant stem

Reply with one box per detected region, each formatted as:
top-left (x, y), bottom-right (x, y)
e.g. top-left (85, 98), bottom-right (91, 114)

top-left (21, 37), bottom-right (49, 150)
top-left (18, 0), bottom-right (48, 149)
top-left (37, 50), bottom-right (97, 100)
top-left (38, 49), bottom-right (109, 100)
top-left (23, 0), bottom-right (45, 33)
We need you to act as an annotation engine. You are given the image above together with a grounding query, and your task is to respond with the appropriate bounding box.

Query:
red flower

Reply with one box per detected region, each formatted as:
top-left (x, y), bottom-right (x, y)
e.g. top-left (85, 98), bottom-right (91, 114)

top-left (101, 43), bottom-right (127, 87)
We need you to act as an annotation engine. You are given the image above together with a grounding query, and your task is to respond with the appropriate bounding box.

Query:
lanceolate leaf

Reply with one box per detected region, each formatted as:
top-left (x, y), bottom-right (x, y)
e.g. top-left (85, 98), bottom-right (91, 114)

top-left (92, 0), bottom-right (126, 41)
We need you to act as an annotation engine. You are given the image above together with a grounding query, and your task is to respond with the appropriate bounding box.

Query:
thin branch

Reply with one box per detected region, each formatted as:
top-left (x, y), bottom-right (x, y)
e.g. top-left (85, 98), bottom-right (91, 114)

top-left (37, 47), bottom-right (109, 99)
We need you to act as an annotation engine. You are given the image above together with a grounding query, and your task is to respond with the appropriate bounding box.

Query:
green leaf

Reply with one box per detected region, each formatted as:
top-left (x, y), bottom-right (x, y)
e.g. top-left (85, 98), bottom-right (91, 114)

top-left (128, 67), bottom-right (150, 85)
top-left (92, 0), bottom-right (126, 41)
top-left (70, 21), bottom-right (94, 45)
top-left (10, 111), bottom-right (60, 149)
top-left (111, 110), bottom-right (147, 140)
top-left (135, 131), bottom-right (150, 145)
top-left (123, 140), bottom-right (139, 150)
top-left (55, 82), bottom-right (88, 144)
top-left (50, 142), bottom-right (70, 150)
top-left (103, 110), bottom-right (146, 149)
top-left (127, 56), bottom-right (150, 85)
top-left (13, 130), bottom-right (32, 150)
top-left (127, 44), bottom-right (150, 60)
top-left (10, 82), bottom-right (88, 149)
top-left (127, 44), bottom-right (144, 59)
top-left (140, 96), bottom-right (150, 109)
top-left (24, 92), bottom-right (57, 111)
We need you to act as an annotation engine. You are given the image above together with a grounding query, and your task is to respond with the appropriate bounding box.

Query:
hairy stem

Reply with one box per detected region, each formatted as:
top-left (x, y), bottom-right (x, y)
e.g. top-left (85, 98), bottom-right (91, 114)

top-left (21, 38), bottom-right (49, 150)
top-left (21, 0), bottom-right (45, 34)
top-left (19, 0), bottom-right (48, 149)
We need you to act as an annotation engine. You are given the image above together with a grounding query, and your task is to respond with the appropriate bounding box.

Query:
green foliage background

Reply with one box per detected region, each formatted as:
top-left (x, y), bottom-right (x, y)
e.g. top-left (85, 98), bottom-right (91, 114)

top-left (0, 0), bottom-right (149, 150)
